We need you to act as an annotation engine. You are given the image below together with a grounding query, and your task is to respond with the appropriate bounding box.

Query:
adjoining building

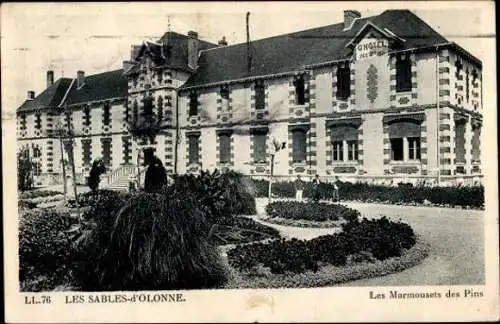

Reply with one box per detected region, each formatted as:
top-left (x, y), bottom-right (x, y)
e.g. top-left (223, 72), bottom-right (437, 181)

top-left (16, 10), bottom-right (483, 188)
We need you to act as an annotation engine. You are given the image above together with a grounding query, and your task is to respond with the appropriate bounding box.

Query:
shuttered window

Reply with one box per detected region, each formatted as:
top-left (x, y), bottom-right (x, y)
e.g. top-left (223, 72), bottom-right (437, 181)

top-left (408, 137), bottom-right (421, 160)
top-left (396, 57), bottom-right (412, 92)
top-left (188, 135), bottom-right (200, 164)
top-left (388, 120), bottom-right (422, 161)
top-left (35, 113), bottom-right (42, 130)
top-left (219, 134), bottom-right (231, 163)
top-left (143, 97), bottom-right (153, 115)
top-left (391, 138), bottom-right (404, 161)
top-left (83, 106), bottom-right (91, 126)
top-left (347, 140), bottom-right (358, 161)
top-left (336, 65), bottom-right (351, 99)
top-left (332, 141), bottom-right (343, 161)
top-left (455, 120), bottom-right (466, 163)
top-left (292, 129), bottom-right (307, 163)
top-left (294, 76), bottom-right (306, 105)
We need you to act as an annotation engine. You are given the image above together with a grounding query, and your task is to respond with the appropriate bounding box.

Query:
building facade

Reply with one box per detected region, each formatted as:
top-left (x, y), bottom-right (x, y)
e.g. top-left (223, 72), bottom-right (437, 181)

top-left (16, 10), bottom-right (483, 188)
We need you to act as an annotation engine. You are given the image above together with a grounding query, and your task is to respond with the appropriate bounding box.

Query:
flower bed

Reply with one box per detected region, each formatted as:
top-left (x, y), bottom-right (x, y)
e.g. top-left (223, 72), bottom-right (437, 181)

top-left (227, 216), bottom-right (416, 275)
top-left (225, 238), bottom-right (429, 289)
top-left (261, 217), bottom-right (342, 228)
top-left (20, 190), bottom-right (63, 199)
top-left (265, 201), bottom-right (359, 223)
top-left (252, 180), bottom-right (484, 209)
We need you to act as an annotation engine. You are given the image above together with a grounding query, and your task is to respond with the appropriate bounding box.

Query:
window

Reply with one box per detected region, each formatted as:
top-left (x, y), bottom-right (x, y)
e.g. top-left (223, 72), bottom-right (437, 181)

top-left (255, 81), bottom-right (265, 110)
top-left (20, 114), bottom-right (27, 130)
top-left (33, 161), bottom-right (42, 176)
top-left (408, 137), bottom-right (421, 160)
top-left (33, 145), bottom-right (42, 158)
top-left (332, 141), bottom-right (344, 161)
top-left (219, 133), bottom-right (231, 164)
top-left (157, 96), bottom-right (163, 122)
top-left (455, 120), bottom-right (466, 163)
top-left (330, 124), bottom-right (359, 162)
top-left (133, 100), bottom-right (139, 121)
top-left (189, 92), bottom-right (198, 116)
top-left (253, 132), bottom-right (267, 163)
top-left (101, 138), bottom-right (112, 166)
top-left (472, 124), bottom-right (481, 161)
top-left (82, 139), bottom-right (92, 166)
top-left (220, 87), bottom-right (230, 111)
top-left (465, 69), bottom-right (470, 103)
top-left (103, 103), bottom-right (111, 125)
top-left (188, 135), bottom-right (200, 164)
top-left (336, 65), bottom-right (351, 99)
top-left (292, 129), bottom-right (307, 163)
top-left (83, 106), bottom-right (91, 126)
top-left (390, 138), bottom-right (404, 161)
top-left (455, 59), bottom-right (463, 78)
top-left (396, 57), bottom-right (412, 92)
top-left (347, 140), bottom-right (358, 161)
top-left (143, 96), bottom-right (153, 115)
top-left (35, 113), bottom-right (42, 130)
top-left (294, 76), bottom-right (306, 105)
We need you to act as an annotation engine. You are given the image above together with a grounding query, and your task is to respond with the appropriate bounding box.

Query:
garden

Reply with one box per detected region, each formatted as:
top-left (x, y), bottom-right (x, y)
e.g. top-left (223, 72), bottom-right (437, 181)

top-left (253, 179), bottom-right (484, 209)
top-left (19, 169), bottom-right (432, 291)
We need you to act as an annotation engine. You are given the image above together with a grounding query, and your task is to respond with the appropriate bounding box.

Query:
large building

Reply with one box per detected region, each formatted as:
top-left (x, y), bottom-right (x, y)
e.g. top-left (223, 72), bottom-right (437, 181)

top-left (16, 10), bottom-right (483, 188)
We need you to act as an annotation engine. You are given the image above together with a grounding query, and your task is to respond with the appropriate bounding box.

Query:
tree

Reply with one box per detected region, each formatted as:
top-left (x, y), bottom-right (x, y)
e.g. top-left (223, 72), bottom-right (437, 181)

top-left (17, 148), bottom-right (33, 191)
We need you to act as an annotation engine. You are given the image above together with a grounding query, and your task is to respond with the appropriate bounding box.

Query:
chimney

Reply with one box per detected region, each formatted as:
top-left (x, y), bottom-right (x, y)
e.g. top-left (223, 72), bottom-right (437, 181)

top-left (218, 36), bottom-right (228, 46)
top-left (77, 70), bottom-right (85, 88)
top-left (47, 70), bottom-right (54, 88)
top-left (187, 30), bottom-right (199, 69)
top-left (27, 91), bottom-right (35, 100)
top-left (344, 10), bottom-right (361, 29)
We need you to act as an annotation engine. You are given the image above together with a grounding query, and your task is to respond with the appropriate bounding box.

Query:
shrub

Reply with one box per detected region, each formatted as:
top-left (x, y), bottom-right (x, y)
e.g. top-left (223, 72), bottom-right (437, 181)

top-left (252, 179), bottom-right (484, 208)
top-left (19, 210), bottom-right (78, 291)
top-left (228, 216), bottom-right (416, 274)
top-left (20, 190), bottom-right (62, 200)
top-left (265, 201), bottom-right (360, 222)
top-left (74, 189), bottom-right (228, 291)
top-left (213, 217), bottom-right (280, 245)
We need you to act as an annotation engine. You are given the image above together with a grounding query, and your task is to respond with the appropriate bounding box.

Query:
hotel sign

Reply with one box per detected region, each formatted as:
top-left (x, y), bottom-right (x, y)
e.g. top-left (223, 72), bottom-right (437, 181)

top-left (356, 38), bottom-right (389, 60)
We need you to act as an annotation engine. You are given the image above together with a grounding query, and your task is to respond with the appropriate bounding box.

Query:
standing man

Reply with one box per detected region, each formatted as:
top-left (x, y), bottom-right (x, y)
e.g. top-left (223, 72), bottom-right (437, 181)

top-left (295, 175), bottom-right (305, 202)
top-left (332, 176), bottom-right (340, 202)
top-left (312, 174), bottom-right (321, 202)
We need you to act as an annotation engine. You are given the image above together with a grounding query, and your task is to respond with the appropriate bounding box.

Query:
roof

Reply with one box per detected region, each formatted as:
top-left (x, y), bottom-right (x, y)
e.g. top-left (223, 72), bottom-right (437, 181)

top-left (17, 78), bottom-right (72, 113)
top-left (64, 69), bottom-right (128, 105)
top-left (127, 31), bottom-right (218, 74)
top-left (182, 10), bottom-right (449, 88)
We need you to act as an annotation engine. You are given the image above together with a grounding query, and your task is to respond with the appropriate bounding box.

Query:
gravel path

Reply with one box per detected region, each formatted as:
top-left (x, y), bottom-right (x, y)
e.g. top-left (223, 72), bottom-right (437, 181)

top-left (255, 198), bottom-right (484, 286)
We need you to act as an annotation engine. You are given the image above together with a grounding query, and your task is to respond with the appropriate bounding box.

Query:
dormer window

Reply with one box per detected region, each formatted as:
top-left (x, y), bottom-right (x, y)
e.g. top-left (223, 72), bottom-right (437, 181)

top-left (336, 64), bottom-right (351, 99)
top-left (220, 86), bottom-right (230, 111)
top-left (35, 113), bottom-right (42, 130)
top-left (103, 102), bottom-right (111, 125)
top-left (254, 80), bottom-right (265, 110)
top-left (294, 76), bottom-right (307, 105)
top-left (396, 56), bottom-right (412, 92)
top-left (189, 92), bottom-right (199, 116)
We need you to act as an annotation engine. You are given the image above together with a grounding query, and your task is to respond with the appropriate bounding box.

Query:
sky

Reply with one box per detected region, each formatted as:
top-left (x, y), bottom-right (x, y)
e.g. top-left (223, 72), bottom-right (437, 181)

top-left (1, 1), bottom-right (496, 120)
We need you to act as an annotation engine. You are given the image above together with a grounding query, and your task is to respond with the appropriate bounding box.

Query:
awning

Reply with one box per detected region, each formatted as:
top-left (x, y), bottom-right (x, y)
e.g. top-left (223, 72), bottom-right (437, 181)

top-left (388, 120), bottom-right (421, 138)
top-left (383, 112), bottom-right (425, 124)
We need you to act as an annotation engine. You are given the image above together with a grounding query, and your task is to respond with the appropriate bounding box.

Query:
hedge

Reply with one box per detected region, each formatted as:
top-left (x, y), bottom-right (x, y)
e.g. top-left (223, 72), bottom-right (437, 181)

top-left (252, 179), bottom-right (484, 208)
top-left (265, 201), bottom-right (359, 222)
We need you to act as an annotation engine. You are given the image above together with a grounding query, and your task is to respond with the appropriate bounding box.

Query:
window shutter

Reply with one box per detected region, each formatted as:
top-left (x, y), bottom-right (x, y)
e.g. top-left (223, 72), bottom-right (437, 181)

top-left (255, 82), bottom-right (265, 110)
top-left (219, 134), bottom-right (231, 163)
top-left (253, 133), bottom-right (266, 162)
top-left (396, 58), bottom-right (412, 92)
top-left (188, 135), bottom-right (199, 164)
top-left (292, 130), bottom-right (307, 162)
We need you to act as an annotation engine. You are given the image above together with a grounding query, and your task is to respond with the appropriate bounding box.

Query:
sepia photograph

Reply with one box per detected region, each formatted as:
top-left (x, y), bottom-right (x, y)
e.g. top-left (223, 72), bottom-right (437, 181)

top-left (2, 1), bottom-right (498, 322)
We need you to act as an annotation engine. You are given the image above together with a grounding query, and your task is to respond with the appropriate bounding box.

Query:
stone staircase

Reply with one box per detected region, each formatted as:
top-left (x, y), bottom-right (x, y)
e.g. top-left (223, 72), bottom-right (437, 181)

top-left (104, 164), bottom-right (145, 191)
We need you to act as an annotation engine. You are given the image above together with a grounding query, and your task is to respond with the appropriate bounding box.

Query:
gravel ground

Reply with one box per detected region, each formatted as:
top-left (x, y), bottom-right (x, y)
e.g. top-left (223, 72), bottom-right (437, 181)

top-left (255, 198), bottom-right (485, 286)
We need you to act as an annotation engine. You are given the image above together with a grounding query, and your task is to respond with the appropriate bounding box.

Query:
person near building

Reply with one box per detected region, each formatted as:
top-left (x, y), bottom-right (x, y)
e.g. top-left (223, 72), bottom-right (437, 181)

top-left (312, 174), bottom-right (322, 202)
top-left (143, 148), bottom-right (167, 193)
top-left (332, 176), bottom-right (340, 202)
top-left (295, 175), bottom-right (305, 202)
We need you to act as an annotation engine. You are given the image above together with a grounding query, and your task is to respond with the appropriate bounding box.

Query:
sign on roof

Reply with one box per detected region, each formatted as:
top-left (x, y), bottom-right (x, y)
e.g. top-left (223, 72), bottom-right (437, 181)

top-left (355, 37), bottom-right (389, 61)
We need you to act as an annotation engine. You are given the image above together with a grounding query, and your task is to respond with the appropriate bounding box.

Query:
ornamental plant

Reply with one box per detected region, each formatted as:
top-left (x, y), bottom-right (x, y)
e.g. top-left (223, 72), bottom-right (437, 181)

top-left (265, 201), bottom-right (360, 222)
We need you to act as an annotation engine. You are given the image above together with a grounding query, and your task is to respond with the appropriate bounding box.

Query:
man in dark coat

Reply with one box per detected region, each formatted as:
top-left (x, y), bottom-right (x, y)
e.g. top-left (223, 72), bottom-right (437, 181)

top-left (143, 148), bottom-right (167, 193)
